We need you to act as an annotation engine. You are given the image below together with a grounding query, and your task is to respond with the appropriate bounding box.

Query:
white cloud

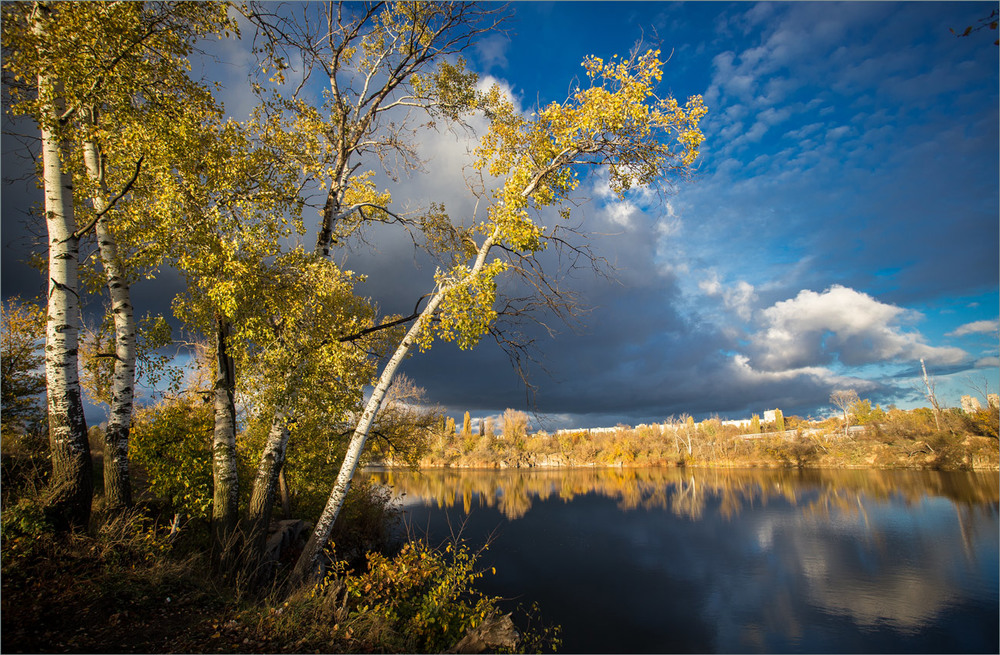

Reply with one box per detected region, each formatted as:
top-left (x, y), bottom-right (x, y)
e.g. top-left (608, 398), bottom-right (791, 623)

top-left (695, 274), bottom-right (758, 322)
top-left (825, 125), bottom-right (853, 141)
top-left (758, 106), bottom-right (792, 127)
top-left (699, 271), bottom-right (722, 296)
top-left (655, 201), bottom-right (682, 237)
top-left (750, 285), bottom-right (967, 371)
top-left (947, 319), bottom-right (999, 337)
top-left (605, 200), bottom-right (638, 228)
top-left (724, 280), bottom-right (757, 321)
top-left (785, 122), bottom-right (824, 141)
top-left (591, 169), bottom-right (662, 231)
top-left (475, 33), bottom-right (510, 71)
top-left (728, 354), bottom-right (874, 392)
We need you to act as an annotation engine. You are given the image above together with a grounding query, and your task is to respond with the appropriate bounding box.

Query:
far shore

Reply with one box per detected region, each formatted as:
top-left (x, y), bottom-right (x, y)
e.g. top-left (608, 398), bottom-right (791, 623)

top-left (379, 410), bottom-right (1000, 473)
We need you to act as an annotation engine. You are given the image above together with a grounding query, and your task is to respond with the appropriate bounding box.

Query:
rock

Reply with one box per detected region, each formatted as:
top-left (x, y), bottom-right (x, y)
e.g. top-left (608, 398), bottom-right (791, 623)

top-left (264, 519), bottom-right (312, 564)
top-left (447, 612), bottom-right (519, 654)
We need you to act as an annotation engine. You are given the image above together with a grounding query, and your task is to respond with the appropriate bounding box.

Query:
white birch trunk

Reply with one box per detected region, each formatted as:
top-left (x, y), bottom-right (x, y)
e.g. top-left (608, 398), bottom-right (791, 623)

top-left (921, 358), bottom-right (943, 431)
top-left (291, 231), bottom-right (498, 586)
top-left (244, 409), bottom-right (291, 576)
top-left (34, 5), bottom-right (92, 529)
top-left (212, 315), bottom-right (240, 570)
top-left (82, 131), bottom-right (135, 509)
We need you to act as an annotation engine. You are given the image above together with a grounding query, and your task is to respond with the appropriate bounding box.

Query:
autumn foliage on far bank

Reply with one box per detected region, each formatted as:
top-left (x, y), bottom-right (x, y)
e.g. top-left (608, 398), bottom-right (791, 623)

top-left (417, 404), bottom-right (999, 472)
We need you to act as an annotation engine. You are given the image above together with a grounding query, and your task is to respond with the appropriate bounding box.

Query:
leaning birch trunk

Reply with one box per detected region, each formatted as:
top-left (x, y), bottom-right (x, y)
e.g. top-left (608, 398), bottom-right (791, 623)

top-left (291, 231), bottom-right (498, 587)
top-left (245, 191), bottom-right (345, 558)
top-left (212, 315), bottom-right (240, 571)
top-left (245, 190), bottom-right (351, 579)
top-left (34, 12), bottom-right (92, 529)
top-left (244, 409), bottom-right (291, 578)
top-left (289, 295), bottom-right (444, 586)
top-left (82, 131), bottom-right (135, 510)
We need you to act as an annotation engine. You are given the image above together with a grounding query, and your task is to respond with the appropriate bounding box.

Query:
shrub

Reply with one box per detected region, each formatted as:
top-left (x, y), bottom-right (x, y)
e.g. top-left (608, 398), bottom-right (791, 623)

top-left (130, 394), bottom-right (215, 519)
top-left (255, 539), bottom-right (558, 653)
top-left (963, 405), bottom-right (999, 440)
top-left (926, 432), bottom-right (972, 470)
top-left (1, 430), bottom-right (50, 506)
top-left (327, 480), bottom-right (402, 570)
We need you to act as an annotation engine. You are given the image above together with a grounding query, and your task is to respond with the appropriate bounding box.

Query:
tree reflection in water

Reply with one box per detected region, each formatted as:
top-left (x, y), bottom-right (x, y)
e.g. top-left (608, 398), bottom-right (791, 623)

top-left (366, 466), bottom-right (998, 653)
top-left (366, 466), bottom-right (999, 523)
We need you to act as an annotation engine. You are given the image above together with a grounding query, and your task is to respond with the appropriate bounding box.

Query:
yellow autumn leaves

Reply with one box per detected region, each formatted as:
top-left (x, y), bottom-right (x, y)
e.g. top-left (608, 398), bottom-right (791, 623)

top-left (419, 48), bottom-right (707, 355)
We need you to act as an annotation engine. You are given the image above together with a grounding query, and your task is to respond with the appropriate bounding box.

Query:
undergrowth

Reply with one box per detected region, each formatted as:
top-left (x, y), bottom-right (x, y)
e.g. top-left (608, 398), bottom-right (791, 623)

top-left (0, 450), bottom-right (558, 654)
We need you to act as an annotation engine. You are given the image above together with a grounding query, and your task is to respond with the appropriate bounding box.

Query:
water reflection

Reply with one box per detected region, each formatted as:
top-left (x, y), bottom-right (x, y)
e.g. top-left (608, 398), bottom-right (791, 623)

top-left (367, 466), bottom-right (999, 522)
top-left (366, 467), bottom-right (999, 653)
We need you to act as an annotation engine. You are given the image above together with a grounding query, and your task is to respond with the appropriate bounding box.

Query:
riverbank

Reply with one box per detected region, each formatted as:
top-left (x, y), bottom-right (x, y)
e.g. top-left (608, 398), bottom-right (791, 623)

top-left (408, 408), bottom-right (999, 472)
top-left (0, 458), bottom-right (557, 654)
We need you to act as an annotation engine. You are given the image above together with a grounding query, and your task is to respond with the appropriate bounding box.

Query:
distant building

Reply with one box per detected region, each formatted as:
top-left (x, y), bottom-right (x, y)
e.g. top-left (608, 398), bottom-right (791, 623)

top-left (554, 426), bottom-right (622, 436)
top-left (961, 395), bottom-right (982, 413)
top-left (722, 409), bottom-right (780, 428)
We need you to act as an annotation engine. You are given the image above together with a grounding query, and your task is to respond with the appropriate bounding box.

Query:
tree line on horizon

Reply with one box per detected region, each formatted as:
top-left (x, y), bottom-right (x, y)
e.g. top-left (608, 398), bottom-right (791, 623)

top-left (420, 395), bottom-right (998, 470)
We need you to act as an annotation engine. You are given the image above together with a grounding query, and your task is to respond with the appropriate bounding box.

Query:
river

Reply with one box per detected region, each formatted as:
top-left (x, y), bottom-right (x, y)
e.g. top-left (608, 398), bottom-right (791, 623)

top-left (363, 467), bottom-right (999, 653)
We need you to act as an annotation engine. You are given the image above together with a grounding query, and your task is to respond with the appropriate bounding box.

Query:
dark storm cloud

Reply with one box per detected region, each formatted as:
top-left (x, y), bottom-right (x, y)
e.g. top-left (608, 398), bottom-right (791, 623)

top-left (2, 124), bottom-right (46, 303)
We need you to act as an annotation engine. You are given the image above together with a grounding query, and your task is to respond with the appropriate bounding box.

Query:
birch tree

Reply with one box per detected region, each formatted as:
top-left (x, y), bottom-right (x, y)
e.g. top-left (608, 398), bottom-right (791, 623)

top-left (3, 1), bottom-right (232, 520)
top-left (292, 46), bottom-right (707, 584)
top-left (830, 389), bottom-right (860, 437)
top-left (238, 252), bottom-right (389, 576)
top-left (3, 1), bottom-right (94, 529)
top-left (239, 1), bottom-right (505, 564)
top-left (129, 100), bottom-right (384, 572)
top-left (248, 0), bottom-right (505, 255)
top-left (140, 111), bottom-right (310, 569)
top-left (70, 3), bottom-right (231, 510)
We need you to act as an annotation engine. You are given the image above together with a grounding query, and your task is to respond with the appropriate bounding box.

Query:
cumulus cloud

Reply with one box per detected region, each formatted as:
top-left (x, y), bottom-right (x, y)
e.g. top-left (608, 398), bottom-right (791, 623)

top-left (699, 272), bottom-right (723, 296)
top-left (590, 170), bottom-right (661, 232)
top-left (696, 273), bottom-right (756, 321)
top-left (724, 280), bottom-right (757, 321)
top-left (975, 356), bottom-right (1000, 369)
top-left (728, 354), bottom-right (876, 395)
top-left (947, 319), bottom-right (999, 337)
top-left (749, 285), bottom-right (967, 371)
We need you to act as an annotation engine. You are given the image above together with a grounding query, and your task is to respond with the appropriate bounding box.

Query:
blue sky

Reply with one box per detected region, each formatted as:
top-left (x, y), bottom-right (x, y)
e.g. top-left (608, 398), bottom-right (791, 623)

top-left (3, 1), bottom-right (998, 429)
top-left (400, 1), bottom-right (1000, 427)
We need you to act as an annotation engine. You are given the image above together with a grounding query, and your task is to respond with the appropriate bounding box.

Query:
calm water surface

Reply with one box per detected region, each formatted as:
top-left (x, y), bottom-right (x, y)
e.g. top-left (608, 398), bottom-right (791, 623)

top-left (364, 467), bottom-right (999, 654)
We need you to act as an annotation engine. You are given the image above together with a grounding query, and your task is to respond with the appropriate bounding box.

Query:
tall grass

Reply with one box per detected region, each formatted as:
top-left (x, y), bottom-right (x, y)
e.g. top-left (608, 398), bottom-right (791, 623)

top-left (1, 435), bottom-right (558, 653)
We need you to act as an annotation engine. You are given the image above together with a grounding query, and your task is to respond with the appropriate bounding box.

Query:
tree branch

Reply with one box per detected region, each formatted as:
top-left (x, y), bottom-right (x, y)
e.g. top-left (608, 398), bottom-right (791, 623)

top-left (336, 293), bottom-right (431, 343)
top-left (72, 154), bottom-right (144, 239)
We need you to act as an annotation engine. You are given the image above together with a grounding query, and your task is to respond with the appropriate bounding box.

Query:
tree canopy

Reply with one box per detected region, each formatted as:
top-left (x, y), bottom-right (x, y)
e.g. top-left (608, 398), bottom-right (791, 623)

top-left (3, 0), bottom-right (706, 588)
